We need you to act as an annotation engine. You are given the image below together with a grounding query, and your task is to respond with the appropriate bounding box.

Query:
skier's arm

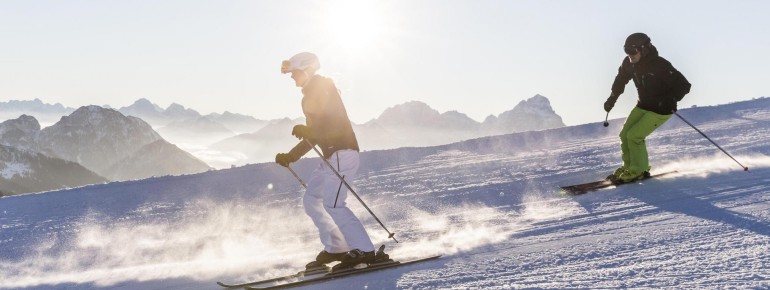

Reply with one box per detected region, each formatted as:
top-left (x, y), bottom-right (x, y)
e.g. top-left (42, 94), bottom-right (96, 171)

top-left (606, 60), bottom-right (633, 111)
top-left (286, 138), bottom-right (313, 162)
top-left (285, 110), bottom-right (318, 163)
top-left (274, 138), bottom-right (311, 167)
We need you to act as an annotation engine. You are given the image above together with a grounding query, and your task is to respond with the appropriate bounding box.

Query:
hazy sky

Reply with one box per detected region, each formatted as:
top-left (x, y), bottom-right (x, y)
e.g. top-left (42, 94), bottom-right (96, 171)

top-left (1, 0), bottom-right (768, 125)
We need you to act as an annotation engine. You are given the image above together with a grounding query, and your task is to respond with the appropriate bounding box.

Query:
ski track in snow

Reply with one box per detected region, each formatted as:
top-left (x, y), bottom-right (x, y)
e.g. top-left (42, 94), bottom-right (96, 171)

top-left (1, 102), bottom-right (770, 289)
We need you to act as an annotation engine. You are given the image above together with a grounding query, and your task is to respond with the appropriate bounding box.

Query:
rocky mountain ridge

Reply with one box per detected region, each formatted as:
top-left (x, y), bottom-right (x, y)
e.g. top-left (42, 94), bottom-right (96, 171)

top-left (213, 94), bottom-right (566, 166)
top-left (2, 95), bottom-right (566, 168)
top-left (0, 107), bottom-right (211, 195)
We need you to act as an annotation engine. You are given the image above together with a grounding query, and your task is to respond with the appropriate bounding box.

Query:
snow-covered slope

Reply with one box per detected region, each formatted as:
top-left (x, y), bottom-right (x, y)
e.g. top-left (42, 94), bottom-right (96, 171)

top-left (0, 144), bottom-right (107, 196)
top-left (1, 98), bottom-right (769, 289)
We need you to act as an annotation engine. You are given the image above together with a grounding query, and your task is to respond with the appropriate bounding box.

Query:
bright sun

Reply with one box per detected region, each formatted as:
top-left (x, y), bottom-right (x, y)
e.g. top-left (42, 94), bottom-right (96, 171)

top-left (321, 0), bottom-right (392, 61)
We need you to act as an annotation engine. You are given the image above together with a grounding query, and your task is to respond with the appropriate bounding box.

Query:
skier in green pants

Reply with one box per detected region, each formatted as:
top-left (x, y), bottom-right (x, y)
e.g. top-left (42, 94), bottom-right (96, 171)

top-left (604, 33), bottom-right (691, 183)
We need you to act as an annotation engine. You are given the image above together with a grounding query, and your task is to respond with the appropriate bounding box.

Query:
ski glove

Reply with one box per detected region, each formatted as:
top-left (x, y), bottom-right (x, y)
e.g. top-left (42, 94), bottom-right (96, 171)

top-left (275, 153), bottom-right (296, 167)
top-left (292, 125), bottom-right (312, 140)
top-left (603, 99), bottom-right (615, 112)
top-left (604, 93), bottom-right (618, 112)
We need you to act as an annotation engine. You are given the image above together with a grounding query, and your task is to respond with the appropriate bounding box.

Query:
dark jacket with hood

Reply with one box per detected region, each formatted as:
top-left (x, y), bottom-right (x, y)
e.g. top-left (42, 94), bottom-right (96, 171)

top-left (607, 44), bottom-right (691, 115)
top-left (288, 74), bottom-right (359, 160)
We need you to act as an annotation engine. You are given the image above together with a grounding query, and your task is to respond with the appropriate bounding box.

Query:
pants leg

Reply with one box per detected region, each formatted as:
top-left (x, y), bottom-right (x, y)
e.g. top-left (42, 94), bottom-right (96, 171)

top-left (321, 150), bottom-right (375, 252)
top-left (619, 107), bottom-right (671, 174)
top-left (303, 163), bottom-right (349, 253)
top-left (619, 107), bottom-right (646, 169)
top-left (302, 150), bottom-right (375, 253)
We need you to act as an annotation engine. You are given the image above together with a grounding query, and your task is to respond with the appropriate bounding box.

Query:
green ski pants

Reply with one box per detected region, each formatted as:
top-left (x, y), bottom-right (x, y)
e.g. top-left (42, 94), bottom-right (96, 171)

top-left (619, 106), bottom-right (672, 174)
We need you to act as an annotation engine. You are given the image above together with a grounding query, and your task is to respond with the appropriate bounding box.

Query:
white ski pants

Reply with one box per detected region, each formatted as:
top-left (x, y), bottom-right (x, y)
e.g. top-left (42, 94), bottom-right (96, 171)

top-left (303, 150), bottom-right (375, 253)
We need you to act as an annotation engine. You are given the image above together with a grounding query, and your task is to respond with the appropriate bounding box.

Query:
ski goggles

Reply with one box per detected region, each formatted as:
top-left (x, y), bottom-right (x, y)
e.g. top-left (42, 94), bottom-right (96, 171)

top-left (624, 45), bottom-right (642, 55)
top-left (281, 60), bottom-right (292, 74)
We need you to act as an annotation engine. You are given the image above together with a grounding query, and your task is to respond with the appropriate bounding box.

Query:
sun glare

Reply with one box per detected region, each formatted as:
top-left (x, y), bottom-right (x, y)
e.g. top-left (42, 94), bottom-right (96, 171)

top-left (321, 0), bottom-right (392, 61)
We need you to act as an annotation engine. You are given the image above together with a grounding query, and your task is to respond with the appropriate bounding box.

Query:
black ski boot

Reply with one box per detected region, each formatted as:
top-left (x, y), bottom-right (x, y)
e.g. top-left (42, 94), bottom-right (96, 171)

top-left (331, 249), bottom-right (376, 272)
top-left (372, 245), bottom-right (392, 264)
top-left (306, 250), bottom-right (345, 271)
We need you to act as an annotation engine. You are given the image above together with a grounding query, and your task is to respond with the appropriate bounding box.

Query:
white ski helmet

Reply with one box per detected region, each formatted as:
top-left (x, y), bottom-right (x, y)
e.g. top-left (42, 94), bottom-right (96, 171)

top-left (281, 52), bottom-right (320, 74)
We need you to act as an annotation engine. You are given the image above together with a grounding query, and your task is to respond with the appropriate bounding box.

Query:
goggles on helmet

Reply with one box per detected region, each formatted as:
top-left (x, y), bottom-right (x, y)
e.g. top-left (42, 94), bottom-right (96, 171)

top-left (281, 60), bottom-right (292, 74)
top-left (624, 45), bottom-right (642, 56)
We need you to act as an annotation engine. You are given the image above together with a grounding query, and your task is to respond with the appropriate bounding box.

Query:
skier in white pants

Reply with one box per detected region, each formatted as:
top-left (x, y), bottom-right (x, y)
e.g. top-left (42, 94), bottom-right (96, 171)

top-left (275, 52), bottom-right (378, 270)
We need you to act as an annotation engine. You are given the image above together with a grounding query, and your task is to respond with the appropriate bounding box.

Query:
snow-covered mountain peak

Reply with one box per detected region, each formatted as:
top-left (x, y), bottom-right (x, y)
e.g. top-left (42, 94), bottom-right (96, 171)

top-left (510, 94), bottom-right (558, 116)
top-left (374, 101), bottom-right (443, 127)
top-left (0, 114), bottom-right (40, 135)
top-left (481, 94), bottom-right (565, 135)
top-left (166, 103), bottom-right (185, 111)
top-left (126, 98), bottom-right (164, 113)
top-left (165, 103), bottom-right (200, 119)
top-left (37, 106), bottom-right (166, 175)
top-left (61, 105), bottom-right (145, 129)
top-left (0, 115), bottom-right (42, 150)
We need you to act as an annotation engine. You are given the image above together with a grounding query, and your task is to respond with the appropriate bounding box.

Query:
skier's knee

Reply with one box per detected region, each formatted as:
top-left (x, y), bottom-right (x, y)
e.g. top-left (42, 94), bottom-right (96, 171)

top-left (628, 137), bottom-right (645, 146)
top-left (323, 206), bottom-right (356, 226)
top-left (323, 201), bottom-right (347, 211)
top-left (626, 131), bottom-right (646, 143)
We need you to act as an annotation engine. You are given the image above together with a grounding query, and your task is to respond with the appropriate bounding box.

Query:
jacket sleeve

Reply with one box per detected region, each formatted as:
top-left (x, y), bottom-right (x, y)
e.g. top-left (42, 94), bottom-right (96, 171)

top-left (287, 139), bottom-right (313, 161)
top-left (608, 59), bottom-right (633, 105)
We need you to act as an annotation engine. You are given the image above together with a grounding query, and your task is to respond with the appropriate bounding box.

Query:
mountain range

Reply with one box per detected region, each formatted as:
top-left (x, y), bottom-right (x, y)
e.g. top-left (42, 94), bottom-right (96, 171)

top-left (117, 98), bottom-right (269, 133)
top-left (0, 106), bottom-right (211, 195)
top-left (0, 99), bottom-right (76, 126)
top-left (1, 95), bottom-right (566, 192)
top-left (211, 95), bottom-right (565, 166)
top-left (358, 94), bottom-right (565, 149)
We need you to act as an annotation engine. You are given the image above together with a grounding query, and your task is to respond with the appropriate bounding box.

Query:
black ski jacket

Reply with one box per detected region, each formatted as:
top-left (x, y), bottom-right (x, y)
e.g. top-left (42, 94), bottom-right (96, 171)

top-left (607, 45), bottom-right (691, 115)
top-left (288, 75), bottom-right (359, 160)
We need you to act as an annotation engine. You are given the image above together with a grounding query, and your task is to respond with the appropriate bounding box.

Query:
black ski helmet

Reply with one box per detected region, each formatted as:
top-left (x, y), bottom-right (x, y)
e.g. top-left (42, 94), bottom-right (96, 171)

top-left (624, 32), bottom-right (651, 55)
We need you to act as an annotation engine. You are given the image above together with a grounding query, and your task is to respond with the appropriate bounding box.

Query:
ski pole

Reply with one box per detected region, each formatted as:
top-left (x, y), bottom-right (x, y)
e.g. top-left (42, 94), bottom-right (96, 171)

top-left (304, 139), bottom-right (399, 243)
top-left (673, 111), bottom-right (749, 172)
top-left (603, 112), bottom-right (610, 127)
top-left (286, 165), bottom-right (307, 189)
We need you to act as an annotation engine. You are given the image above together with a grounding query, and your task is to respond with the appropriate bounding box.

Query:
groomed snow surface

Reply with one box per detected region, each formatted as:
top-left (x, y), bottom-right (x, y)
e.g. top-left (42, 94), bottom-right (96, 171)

top-left (2, 99), bottom-right (770, 289)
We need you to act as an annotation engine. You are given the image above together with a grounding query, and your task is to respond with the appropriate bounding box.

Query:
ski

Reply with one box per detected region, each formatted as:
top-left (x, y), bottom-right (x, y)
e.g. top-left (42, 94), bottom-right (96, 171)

top-left (243, 255), bottom-right (442, 290)
top-left (560, 171), bottom-right (678, 196)
top-left (216, 267), bottom-right (330, 288)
